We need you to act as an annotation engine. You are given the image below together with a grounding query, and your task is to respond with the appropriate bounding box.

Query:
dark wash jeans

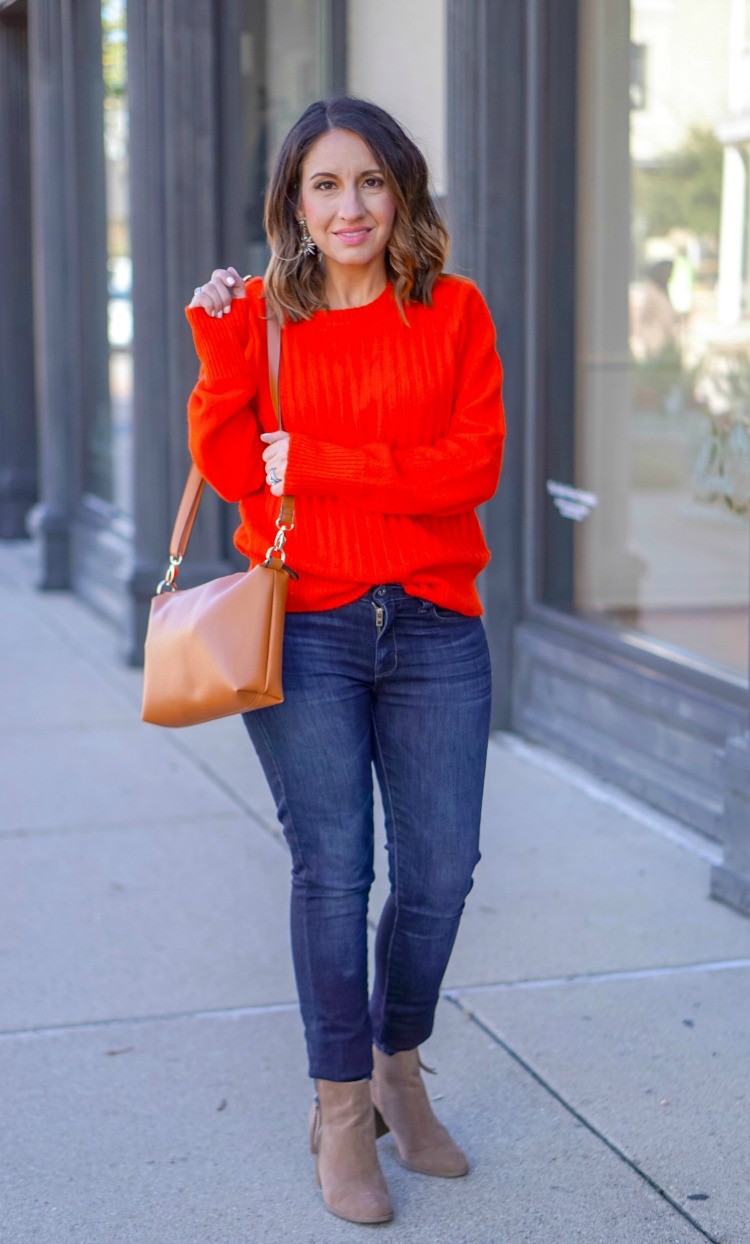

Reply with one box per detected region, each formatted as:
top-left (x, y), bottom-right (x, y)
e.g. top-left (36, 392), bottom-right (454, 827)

top-left (242, 583), bottom-right (492, 1081)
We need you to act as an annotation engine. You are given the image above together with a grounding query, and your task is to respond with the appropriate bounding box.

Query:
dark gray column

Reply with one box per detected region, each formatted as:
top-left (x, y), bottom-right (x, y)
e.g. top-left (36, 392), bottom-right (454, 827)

top-left (126, 0), bottom-right (238, 663)
top-left (0, 9), bottom-right (37, 538)
top-left (330, 0), bottom-right (347, 95)
top-left (26, 0), bottom-right (81, 586)
top-left (447, 0), bottom-right (526, 728)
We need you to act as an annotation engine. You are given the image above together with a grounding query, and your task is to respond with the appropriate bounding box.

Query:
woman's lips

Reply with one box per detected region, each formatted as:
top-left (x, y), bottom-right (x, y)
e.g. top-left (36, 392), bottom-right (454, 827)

top-left (333, 227), bottom-right (372, 245)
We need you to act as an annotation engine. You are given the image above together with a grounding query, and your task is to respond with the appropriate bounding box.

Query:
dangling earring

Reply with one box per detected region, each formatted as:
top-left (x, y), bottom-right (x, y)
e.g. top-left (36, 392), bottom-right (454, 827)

top-left (297, 217), bottom-right (318, 257)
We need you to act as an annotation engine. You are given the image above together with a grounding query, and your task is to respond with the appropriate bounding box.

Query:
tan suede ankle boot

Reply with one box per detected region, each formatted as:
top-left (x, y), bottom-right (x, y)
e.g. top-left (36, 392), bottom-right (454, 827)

top-left (370, 1046), bottom-right (469, 1177)
top-left (309, 1077), bottom-right (394, 1224)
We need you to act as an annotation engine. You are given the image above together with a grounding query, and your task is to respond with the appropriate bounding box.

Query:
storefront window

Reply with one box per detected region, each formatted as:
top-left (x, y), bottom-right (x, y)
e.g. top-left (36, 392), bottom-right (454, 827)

top-left (571, 0), bottom-right (750, 680)
top-left (91, 0), bottom-right (132, 513)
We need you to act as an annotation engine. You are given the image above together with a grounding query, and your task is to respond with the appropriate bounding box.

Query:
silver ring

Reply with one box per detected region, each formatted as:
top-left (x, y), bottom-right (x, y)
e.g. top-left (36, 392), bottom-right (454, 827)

top-left (269, 468), bottom-right (280, 486)
top-left (193, 286), bottom-right (202, 296)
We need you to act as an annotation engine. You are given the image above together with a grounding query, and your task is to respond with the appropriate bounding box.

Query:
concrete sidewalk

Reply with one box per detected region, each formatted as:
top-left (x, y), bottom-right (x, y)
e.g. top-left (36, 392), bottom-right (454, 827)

top-left (1, 539), bottom-right (749, 1244)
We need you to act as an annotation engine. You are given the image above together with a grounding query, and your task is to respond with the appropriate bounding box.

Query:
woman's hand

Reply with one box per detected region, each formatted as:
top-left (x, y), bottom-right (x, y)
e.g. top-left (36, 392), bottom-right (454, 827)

top-left (189, 266), bottom-right (247, 317)
top-left (260, 431), bottom-right (290, 496)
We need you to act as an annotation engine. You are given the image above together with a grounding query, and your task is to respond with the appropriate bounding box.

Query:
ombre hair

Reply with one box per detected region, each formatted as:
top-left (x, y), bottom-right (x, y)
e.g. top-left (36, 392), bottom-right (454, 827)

top-left (263, 97), bottom-right (450, 324)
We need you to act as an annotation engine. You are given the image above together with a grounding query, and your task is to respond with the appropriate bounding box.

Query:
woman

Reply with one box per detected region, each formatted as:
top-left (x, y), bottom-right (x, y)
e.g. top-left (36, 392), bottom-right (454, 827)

top-left (185, 97), bottom-right (505, 1226)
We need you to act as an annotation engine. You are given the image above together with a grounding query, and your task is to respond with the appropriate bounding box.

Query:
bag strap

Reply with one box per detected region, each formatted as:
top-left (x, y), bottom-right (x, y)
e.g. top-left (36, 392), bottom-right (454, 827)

top-left (157, 304), bottom-right (295, 592)
top-left (265, 314), bottom-right (296, 533)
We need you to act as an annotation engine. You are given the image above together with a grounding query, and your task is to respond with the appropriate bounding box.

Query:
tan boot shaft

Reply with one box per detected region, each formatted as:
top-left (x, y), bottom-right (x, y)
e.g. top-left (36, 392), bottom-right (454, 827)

top-left (310, 1077), bottom-right (394, 1224)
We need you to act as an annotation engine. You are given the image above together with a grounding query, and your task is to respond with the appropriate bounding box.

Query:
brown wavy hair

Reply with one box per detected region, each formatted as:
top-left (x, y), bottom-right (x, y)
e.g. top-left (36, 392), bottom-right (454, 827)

top-left (263, 97), bottom-right (450, 324)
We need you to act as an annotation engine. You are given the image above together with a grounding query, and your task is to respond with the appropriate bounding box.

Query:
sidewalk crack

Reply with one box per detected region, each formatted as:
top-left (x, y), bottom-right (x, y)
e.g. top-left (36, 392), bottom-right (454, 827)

top-left (0, 999), bottom-right (302, 1042)
top-left (445, 993), bottom-right (721, 1244)
top-left (446, 957), bottom-right (750, 993)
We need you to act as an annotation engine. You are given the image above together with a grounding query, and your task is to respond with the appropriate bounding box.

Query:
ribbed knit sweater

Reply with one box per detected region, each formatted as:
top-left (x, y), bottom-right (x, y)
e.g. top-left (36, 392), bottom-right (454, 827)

top-left (184, 274), bottom-right (505, 614)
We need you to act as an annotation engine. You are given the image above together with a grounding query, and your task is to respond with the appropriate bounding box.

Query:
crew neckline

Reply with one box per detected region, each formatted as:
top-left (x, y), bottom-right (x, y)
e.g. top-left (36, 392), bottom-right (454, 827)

top-left (321, 281), bottom-right (393, 318)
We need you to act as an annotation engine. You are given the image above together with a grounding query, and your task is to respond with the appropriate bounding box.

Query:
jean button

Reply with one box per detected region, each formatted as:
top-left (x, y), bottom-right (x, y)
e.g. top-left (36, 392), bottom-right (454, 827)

top-left (376, 587), bottom-right (386, 597)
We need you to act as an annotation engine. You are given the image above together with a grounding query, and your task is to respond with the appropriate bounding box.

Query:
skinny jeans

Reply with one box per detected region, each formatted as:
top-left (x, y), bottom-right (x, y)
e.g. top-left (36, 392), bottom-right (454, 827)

top-left (242, 583), bottom-right (492, 1081)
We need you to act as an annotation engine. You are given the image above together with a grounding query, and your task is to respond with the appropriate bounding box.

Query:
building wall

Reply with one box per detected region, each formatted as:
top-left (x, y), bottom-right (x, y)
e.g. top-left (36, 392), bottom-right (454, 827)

top-left (347, 0), bottom-right (447, 197)
top-left (2, 0), bottom-right (749, 913)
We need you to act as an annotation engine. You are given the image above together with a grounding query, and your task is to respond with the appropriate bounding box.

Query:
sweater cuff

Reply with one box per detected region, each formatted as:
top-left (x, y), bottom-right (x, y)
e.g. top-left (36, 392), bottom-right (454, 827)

top-left (285, 433), bottom-right (366, 496)
top-left (184, 299), bottom-right (252, 384)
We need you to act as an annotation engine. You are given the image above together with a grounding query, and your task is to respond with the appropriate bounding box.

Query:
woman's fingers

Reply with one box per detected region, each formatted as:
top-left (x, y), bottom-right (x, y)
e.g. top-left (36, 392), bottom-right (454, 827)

top-left (260, 431), bottom-right (289, 494)
top-left (189, 267), bottom-right (248, 315)
top-left (188, 281), bottom-right (224, 316)
top-left (260, 432), bottom-right (289, 463)
top-left (226, 266), bottom-right (247, 298)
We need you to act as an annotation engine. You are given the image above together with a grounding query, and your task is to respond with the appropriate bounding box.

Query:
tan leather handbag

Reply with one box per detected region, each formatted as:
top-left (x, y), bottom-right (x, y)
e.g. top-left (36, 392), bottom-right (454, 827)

top-left (141, 312), bottom-right (297, 728)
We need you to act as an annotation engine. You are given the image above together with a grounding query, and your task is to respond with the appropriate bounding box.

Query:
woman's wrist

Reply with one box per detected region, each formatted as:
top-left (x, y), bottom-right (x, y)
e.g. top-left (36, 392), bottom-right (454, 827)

top-left (284, 432), bottom-right (364, 496)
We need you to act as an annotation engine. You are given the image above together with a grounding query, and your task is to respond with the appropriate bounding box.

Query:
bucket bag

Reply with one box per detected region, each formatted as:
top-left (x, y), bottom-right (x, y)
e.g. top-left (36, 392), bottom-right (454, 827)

top-left (141, 311), bottom-right (297, 727)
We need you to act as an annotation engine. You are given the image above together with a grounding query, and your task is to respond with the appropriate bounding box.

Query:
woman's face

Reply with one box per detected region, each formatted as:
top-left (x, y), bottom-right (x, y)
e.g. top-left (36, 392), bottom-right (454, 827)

top-left (298, 128), bottom-right (397, 276)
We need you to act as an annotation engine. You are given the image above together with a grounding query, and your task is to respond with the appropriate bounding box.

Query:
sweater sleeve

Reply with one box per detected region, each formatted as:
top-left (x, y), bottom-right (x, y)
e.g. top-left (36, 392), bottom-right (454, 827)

top-left (283, 284), bottom-right (506, 516)
top-left (183, 285), bottom-right (266, 503)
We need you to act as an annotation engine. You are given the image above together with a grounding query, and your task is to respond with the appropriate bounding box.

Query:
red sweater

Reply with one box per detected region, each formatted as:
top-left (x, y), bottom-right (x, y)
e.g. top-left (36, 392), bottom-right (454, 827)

top-left (184, 274), bottom-right (505, 614)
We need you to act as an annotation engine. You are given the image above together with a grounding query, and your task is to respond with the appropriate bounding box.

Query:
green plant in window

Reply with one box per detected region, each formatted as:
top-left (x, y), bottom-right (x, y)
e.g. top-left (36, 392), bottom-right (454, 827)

top-left (633, 126), bottom-right (723, 243)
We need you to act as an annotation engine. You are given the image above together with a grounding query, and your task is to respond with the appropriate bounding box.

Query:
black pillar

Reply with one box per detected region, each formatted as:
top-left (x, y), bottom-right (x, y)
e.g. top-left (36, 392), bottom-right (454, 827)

top-left (0, 8), bottom-right (37, 539)
top-left (126, 0), bottom-right (237, 664)
top-left (27, 0), bottom-right (115, 595)
top-left (27, 0), bottom-right (80, 586)
top-left (447, 0), bottom-right (527, 729)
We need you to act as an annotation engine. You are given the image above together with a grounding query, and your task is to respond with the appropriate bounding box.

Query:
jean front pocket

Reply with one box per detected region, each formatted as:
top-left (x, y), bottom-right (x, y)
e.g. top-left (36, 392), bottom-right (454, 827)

top-left (418, 598), bottom-right (470, 621)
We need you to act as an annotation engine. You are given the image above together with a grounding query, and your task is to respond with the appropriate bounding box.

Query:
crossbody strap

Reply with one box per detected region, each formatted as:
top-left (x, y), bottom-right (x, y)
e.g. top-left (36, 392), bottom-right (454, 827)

top-left (157, 306), bottom-right (295, 592)
top-left (266, 313), bottom-right (296, 533)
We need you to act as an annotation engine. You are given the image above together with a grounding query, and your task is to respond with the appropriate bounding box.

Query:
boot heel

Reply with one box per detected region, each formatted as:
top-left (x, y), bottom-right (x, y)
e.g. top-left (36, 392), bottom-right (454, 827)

top-left (309, 1095), bottom-right (321, 1154)
top-left (373, 1104), bottom-right (390, 1139)
top-left (370, 1073), bottom-right (391, 1138)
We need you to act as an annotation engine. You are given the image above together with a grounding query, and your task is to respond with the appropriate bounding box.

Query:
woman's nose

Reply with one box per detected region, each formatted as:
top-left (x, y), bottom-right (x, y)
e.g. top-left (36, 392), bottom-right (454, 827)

top-left (338, 187), bottom-right (365, 220)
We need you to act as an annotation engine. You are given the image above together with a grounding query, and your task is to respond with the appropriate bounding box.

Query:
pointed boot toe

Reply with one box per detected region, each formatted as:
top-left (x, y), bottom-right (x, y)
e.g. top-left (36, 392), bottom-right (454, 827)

top-left (400, 1128), bottom-right (469, 1178)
